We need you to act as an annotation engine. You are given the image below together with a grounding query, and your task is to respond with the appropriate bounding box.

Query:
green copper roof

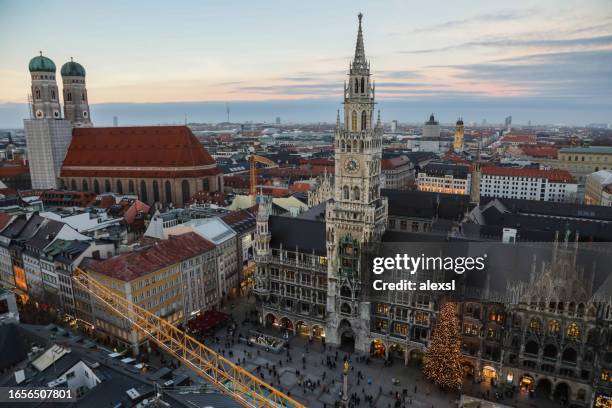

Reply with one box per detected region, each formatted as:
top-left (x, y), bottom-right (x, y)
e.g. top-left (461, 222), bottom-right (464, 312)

top-left (61, 59), bottom-right (86, 77)
top-left (560, 146), bottom-right (612, 154)
top-left (29, 54), bottom-right (56, 73)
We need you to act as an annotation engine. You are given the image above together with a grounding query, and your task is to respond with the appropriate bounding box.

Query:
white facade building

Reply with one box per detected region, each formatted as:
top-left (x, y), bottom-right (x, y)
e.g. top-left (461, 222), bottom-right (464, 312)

top-left (480, 167), bottom-right (578, 202)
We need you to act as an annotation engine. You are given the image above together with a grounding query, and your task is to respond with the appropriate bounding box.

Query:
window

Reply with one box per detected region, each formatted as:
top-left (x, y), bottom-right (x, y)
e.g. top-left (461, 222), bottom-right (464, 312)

top-left (529, 317), bottom-right (541, 333)
top-left (354, 78), bottom-right (359, 93)
top-left (351, 111), bottom-right (357, 131)
top-left (361, 110), bottom-right (367, 130)
top-left (567, 322), bottom-right (580, 338)
top-left (343, 185), bottom-right (349, 200)
top-left (360, 77), bottom-right (365, 93)
top-left (165, 180), bottom-right (172, 203)
top-left (153, 180), bottom-right (160, 202)
top-left (547, 319), bottom-right (560, 334)
top-left (140, 180), bottom-right (148, 202)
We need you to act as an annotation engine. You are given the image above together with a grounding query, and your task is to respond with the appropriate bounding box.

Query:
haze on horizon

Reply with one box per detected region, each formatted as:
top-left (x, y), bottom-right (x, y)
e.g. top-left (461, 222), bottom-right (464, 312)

top-left (0, 0), bottom-right (611, 127)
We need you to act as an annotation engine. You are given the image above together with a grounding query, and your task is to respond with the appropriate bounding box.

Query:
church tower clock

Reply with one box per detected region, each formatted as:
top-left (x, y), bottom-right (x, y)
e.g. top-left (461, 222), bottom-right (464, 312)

top-left (325, 13), bottom-right (388, 351)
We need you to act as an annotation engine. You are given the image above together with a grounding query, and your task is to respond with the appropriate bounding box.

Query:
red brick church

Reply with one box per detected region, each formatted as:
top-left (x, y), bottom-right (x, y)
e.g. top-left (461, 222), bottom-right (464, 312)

top-left (60, 125), bottom-right (222, 206)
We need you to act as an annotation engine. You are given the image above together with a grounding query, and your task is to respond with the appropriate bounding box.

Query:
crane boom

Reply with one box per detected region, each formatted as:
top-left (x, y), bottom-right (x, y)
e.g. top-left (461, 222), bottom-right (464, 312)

top-left (72, 267), bottom-right (303, 408)
top-left (249, 155), bottom-right (277, 205)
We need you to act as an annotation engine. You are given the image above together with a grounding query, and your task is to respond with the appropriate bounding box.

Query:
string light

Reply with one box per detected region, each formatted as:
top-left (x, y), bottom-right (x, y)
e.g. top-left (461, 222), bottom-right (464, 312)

top-left (423, 302), bottom-right (463, 391)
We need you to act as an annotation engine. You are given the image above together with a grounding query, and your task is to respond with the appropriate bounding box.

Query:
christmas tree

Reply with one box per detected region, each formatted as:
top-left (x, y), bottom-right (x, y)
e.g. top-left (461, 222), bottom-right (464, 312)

top-left (423, 302), bottom-right (463, 390)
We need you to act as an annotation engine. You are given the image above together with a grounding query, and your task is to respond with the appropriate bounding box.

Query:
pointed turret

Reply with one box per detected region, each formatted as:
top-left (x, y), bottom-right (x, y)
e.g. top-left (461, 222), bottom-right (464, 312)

top-left (351, 13), bottom-right (368, 73)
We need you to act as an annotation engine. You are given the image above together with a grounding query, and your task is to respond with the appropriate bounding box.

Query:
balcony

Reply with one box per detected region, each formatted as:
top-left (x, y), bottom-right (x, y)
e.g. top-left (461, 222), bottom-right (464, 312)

top-left (270, 256), bottom-right (327, 272)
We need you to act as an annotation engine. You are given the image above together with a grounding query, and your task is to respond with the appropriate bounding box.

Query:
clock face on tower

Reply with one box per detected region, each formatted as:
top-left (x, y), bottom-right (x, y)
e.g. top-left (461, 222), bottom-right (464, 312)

top-left (344, 157), bottom-right (360, 174)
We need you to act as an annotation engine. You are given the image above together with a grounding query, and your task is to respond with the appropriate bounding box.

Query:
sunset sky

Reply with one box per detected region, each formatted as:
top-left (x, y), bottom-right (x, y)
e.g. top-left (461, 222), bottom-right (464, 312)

top-left (0, 0), bottom-right (610, 126)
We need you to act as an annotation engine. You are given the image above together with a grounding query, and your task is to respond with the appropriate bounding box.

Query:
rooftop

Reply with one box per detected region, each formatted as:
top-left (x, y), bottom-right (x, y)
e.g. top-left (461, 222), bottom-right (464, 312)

top-left (481, 166), bottom-right (575, 183)
top-left (560, 146), bottom-right (612, 155)
top-left (83, 232), bottom-right (215, 281)
top-left (61, 126), bottom-right (221, 178)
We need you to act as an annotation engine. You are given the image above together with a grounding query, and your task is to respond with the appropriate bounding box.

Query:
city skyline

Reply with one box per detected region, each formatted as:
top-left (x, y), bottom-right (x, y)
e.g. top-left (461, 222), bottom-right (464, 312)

top-left (0, 0), bottom-right (611, 127)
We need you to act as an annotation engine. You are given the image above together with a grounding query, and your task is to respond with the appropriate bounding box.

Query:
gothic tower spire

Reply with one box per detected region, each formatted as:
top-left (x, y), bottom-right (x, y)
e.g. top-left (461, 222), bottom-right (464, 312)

top-left (352, 13), bottom-right (368, 73)
top-left (325, 13), bottom-right (388, 350)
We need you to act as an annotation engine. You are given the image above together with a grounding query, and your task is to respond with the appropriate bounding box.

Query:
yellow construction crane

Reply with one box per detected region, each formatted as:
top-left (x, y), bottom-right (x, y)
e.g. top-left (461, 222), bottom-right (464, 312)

top-left (72, 268), bottom-right (303, 408)
top-left (249, 154), bottom-right (277, 205)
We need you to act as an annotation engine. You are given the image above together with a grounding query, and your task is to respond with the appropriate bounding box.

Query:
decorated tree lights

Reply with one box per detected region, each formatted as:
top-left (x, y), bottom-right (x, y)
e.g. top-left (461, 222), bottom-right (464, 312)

top-left (423, 302), bottom-right (464, 391)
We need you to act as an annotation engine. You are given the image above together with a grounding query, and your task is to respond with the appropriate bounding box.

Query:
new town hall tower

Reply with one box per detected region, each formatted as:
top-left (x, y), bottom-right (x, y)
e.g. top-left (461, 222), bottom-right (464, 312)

top-left (253, 13), bottom-right (387, 353)
top-left (325, 13), bottom-right (388, 349)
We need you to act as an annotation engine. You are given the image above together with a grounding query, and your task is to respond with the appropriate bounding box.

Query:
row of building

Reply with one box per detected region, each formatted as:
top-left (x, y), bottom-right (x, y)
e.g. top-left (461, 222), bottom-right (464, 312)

top-left (0, 196), bottom-right (256, 353)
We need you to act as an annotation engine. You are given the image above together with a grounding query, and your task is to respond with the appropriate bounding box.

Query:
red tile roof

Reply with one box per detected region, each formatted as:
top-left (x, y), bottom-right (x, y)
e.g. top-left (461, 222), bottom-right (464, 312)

top-left (520, 146), bottom-right (559, 159)
top-left (382, 156), bottom-right (411, 170)
top-left (0, 213), bottom-right (14, 232)
top-left (83, 232), bottom-right (215, 281)
top-left (61, 126), bottom-right (221, 178)
top-left (481, 166), bottom-right (575, 183)
top-left (0, 161), bottom-right (29, 178)
top-left (500, 134), bottom-right (536, 144)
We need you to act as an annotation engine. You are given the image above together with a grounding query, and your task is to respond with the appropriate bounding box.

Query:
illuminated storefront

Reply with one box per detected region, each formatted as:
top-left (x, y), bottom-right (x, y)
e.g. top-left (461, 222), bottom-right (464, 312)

top-left (519, 374), bottom-right (535, 391)
top-left (482, 365), bottom-right (498, 380)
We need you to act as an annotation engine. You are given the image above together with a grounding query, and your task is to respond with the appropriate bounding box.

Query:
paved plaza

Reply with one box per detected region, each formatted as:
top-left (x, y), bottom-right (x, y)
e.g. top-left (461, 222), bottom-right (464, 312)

top-left (25, 293), bottom-right (564, 408)
top-left (184, 295), bottom-right (564, 408)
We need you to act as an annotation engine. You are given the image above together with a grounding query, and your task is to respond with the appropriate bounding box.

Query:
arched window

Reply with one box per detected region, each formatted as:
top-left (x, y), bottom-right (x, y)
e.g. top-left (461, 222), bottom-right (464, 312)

top-left (181, 180), bottom-right (190, 204)
top-left (70, 179), bottom-right (77, 190)
top-left (82, 92), bottom-right (86, 101)
top-left (353, 186), bottom-right (360, 200)
top-left (360, 77), bottom-right (365, 93)
top-left (35, 88), bottom-right (41, 99)
top-left (354, 78), bottom-right (359, 93)
top-left (343, 185), bottom-right (349, 200)
top-left (202, 178), bottom-right (209, 191)
top-left (93, 179), bottom-right (100, 194)
top-left (529, 317), bottom-right (541, 333)
top-left (116, 180), bottom-right (123, 194)
top-left (66, 92), bottom-right (72, 102)
top-left (51, 90), bottom-right (56, 100)
top-left (82, 179), bottom-right (88, 191)
top-left (351, 110), bottom-right (357, 131)
top-left (153, 180), bottom-right (160, 202)
top-left (341, 303), bottom-right (352, 314)
top-left (361, 110), bottom-right (367, 130)
top-left (566, 322), bottom-right (580, 338)
top-left (547, 319), bottom-right (560, 334)
top-left (128, 180), bottom-right (135, 193)
top-left (140, 180), bottom-right (148, 202)
top-left (104, 179), bottom-right (111, 192)
top-left (165, 181), bottom-right (172, 203)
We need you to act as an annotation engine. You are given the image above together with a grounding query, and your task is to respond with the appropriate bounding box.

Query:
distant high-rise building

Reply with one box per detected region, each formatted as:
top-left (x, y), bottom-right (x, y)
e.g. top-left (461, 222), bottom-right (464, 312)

top-left (275, 117), bottom-right (281, 125)
top-left (528, 120), bottom-right (532, 127)
top-left (61, 58), bottom-right (92, 127)
top-left (390, 120), bottom-right (398, 133)
top-left (423, 113), bottom-right (440, 138)
top-left (113, 116), bottom-right (118, 127)
top-left (24, 53), bottom-right (73, 189)
top-left (505, 115), bottom-right (512, 131)
top-left (453, 118), bottom-right (464, 152)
